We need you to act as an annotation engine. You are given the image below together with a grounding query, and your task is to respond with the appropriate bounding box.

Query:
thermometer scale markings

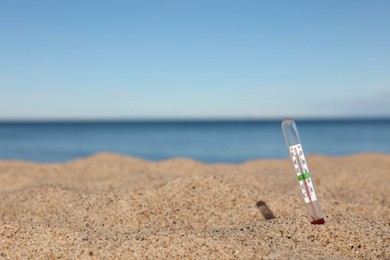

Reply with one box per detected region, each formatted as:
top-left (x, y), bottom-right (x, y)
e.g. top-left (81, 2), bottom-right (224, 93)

top-left (289, 144), bottom-right (317, 203)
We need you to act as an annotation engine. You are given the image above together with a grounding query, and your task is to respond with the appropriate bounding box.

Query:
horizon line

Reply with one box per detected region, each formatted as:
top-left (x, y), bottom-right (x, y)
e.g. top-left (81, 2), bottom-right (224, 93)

top-left (0, 115), bottom-right (389, 123)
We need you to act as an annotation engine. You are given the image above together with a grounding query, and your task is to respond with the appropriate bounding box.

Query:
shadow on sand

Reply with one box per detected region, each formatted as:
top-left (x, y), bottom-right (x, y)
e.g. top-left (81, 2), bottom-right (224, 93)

top-left (256, 200), bottom-right (276, 220)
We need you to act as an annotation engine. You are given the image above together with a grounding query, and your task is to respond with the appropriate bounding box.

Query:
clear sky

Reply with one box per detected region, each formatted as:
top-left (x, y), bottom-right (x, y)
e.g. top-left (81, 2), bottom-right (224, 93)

top-left (0, 0), bottom-right (389, 120)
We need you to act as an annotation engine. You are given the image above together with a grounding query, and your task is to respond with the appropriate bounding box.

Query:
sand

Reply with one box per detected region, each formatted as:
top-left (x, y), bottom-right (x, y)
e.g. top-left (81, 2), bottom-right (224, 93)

top-left (0, 153), bottom-right (389, 259)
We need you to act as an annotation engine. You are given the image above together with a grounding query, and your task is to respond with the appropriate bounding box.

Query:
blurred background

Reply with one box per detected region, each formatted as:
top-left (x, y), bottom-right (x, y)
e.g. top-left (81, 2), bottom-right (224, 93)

top-left (0, 0), bottom-right (389, 162)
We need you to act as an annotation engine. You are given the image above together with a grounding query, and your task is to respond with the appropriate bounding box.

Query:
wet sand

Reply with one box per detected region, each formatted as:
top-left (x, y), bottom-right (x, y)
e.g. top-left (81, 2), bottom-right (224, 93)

top-left (0, 153), bottom-right (389, 258)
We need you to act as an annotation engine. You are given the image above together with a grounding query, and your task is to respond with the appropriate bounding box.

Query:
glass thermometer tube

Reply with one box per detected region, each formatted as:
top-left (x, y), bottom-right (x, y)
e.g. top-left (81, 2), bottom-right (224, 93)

top-left (281, 118), bottom-right (325, 224)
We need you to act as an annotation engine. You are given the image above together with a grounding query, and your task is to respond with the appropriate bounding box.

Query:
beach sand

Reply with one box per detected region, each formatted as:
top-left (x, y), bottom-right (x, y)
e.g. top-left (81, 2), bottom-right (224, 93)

top-left (0, 153), bottom-right (389, 259)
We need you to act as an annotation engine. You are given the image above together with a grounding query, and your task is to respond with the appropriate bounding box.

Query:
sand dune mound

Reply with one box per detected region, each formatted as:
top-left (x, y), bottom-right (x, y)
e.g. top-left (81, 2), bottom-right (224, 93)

top-left (0, 153), bottom-right (389, 258)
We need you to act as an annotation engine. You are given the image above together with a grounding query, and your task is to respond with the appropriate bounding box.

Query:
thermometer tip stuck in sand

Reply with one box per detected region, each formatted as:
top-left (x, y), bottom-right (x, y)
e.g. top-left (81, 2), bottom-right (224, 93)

top-left (281, 118), bottom-right (325, 225)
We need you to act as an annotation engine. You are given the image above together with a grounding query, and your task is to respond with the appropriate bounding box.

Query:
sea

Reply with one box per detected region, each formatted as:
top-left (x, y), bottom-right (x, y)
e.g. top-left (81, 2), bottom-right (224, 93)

top-left (0, 119), bottom-right (389, 163)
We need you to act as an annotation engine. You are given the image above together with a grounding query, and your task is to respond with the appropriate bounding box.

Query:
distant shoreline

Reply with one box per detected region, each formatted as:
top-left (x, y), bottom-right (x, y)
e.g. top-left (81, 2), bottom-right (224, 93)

top-left (0, 151), bottom-right (389, 165)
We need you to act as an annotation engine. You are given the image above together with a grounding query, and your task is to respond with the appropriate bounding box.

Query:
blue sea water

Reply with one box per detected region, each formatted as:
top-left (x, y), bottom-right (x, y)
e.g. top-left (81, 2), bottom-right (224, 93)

top-left (0, 119), bottom-right (389, 163)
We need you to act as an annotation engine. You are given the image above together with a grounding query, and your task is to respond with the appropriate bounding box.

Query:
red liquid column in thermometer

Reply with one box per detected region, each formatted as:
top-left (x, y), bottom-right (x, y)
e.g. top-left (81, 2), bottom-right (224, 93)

top-left (282, 118), bottom-right (325, 224)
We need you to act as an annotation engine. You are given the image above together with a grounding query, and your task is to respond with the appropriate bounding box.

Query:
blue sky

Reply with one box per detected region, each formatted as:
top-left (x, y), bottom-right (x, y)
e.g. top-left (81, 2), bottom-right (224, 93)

top-left (0, 0), bottom-right (389, 119)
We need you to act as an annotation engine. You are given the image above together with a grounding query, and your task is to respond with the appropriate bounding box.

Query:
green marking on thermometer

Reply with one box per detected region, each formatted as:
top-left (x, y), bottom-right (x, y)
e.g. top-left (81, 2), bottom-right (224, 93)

top-left (297, 172), bottom-right (311, 181)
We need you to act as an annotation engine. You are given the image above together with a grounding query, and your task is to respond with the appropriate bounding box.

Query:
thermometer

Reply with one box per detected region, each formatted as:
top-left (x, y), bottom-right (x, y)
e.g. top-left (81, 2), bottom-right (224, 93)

top-left (281, 118), bottom-right (325, 224)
